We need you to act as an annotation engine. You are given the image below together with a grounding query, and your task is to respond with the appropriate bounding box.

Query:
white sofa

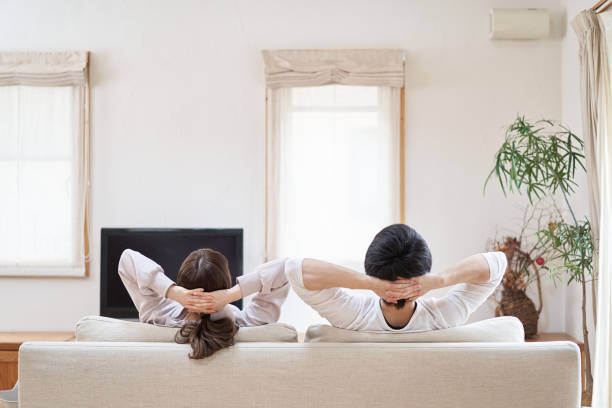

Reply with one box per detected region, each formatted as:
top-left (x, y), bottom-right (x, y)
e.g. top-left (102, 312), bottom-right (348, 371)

top-left (16, 316), bottom-right (581, 408)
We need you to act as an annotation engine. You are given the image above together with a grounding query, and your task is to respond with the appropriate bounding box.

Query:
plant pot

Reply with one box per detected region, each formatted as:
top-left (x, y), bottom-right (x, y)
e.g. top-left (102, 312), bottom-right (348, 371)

top-left (495, 288), bottom-right (539, 339)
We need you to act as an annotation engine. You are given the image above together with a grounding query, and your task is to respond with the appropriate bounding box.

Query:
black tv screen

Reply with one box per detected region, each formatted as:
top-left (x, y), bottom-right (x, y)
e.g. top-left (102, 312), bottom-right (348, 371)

top-left (100, 228), bottom-right (243, 318)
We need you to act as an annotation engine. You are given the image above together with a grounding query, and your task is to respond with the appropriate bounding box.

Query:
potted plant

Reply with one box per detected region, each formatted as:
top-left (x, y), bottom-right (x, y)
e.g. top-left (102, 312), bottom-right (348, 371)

top-left (484, 116), bottom-right (596, 405)
top-left (491, 236), bottom-right (543, 338)
top-left (489, 203), bottom-right (557, 338)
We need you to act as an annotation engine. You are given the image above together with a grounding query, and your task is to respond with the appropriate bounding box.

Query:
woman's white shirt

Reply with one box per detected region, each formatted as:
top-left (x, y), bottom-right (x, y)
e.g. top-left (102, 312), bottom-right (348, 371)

top-left (118, 249), bottom-right (290, 327)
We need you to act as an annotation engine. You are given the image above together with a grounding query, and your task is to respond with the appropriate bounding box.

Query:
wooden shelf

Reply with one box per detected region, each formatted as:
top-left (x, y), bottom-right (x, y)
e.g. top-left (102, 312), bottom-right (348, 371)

top-left (526, 332), bottom-right (583, 347)
top-left (0, 331), bottom-right (74, 390)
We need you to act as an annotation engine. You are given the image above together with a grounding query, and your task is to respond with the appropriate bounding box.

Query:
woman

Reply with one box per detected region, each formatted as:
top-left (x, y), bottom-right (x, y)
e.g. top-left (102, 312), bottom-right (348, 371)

top-left (118, 248), bottom-right (289, 359)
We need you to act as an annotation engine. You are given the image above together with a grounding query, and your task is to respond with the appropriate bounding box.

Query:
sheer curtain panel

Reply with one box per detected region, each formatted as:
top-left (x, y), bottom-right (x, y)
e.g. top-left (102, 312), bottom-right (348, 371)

top-left (579, 11), bottom-right (612, 408)
top-left (0, 51), bottom-right (90, 277)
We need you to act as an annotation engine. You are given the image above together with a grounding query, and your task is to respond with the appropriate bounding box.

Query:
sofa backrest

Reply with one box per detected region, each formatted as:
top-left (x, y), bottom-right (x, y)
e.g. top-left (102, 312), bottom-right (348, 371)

top-left (18, 341), bottom-right (580, 408)
top-left (305, 316), bottom-right (525, 343)
top-left (76, 315), bottom-right (298, 342)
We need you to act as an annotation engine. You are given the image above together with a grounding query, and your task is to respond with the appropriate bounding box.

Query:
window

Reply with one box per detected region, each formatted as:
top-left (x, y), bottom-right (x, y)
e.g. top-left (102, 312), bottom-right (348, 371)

top-left (263, 48), bottom-right (405, 270)
top-left (267, 85), bottom-right (402, 270)
top-left (0, 52), bottom-right (89, 277)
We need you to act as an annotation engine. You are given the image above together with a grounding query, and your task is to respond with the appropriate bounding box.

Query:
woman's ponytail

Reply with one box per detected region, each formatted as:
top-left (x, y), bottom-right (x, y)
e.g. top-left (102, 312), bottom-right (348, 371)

top-left (175, 315), bottom-right (238, 359)
top-left (175, 248), bottom-right (239, 359)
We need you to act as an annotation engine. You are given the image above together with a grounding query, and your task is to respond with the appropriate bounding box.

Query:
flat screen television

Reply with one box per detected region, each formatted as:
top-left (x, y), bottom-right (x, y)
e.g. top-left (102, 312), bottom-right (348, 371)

top-left (100, 228), bottom-right (243, 319)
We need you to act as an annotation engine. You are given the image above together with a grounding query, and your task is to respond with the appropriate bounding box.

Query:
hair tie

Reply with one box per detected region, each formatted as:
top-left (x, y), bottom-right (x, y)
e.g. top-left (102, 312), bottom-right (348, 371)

top-left (201, 313), bottom-right (210, 319)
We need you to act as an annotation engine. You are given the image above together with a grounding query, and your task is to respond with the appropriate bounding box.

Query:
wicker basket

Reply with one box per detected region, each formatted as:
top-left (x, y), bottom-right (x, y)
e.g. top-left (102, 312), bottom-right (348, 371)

top-left (495, 288), bottom-right (539, 339)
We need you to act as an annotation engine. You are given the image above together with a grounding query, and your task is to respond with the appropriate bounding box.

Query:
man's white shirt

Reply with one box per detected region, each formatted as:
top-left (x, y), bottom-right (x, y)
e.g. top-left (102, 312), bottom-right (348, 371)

top-left (285, 252), bottom-right (507, 332)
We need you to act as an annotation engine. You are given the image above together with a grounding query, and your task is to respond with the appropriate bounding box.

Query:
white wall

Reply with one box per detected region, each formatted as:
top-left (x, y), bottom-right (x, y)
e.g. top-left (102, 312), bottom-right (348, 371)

top-left (0, 0), bottom-right (584, 334)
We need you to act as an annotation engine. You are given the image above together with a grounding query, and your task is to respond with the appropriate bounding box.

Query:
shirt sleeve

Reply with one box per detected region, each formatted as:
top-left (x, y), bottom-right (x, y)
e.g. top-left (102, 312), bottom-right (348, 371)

top-left (430, 252), bottom-right (506, 328)
top-left (232, 258), bottom-right (291, 326)
top-left (117, 249), bottom-right (177, 322)
top-left (284, 258), bottom-right (370, 330)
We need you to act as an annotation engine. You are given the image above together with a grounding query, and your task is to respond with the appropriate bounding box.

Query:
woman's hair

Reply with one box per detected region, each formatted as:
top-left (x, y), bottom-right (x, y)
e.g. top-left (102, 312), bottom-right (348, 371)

top-left (174, 248), bottom-right (238, 359)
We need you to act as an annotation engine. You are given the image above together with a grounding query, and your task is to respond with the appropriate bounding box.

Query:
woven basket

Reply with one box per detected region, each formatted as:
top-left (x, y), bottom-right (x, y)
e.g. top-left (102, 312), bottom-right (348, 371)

top-left (495, 288), bottom-right (539, 339)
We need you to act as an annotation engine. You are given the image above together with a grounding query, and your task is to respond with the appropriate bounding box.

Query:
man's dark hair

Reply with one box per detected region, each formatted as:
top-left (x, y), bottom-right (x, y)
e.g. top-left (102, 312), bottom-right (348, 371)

top-left (364, 224), bottom-right (432, 309)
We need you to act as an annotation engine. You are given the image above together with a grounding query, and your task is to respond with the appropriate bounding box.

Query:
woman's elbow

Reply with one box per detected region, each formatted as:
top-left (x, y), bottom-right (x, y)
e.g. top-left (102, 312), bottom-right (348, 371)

top-left (118, 249), bottom-right (135, 278)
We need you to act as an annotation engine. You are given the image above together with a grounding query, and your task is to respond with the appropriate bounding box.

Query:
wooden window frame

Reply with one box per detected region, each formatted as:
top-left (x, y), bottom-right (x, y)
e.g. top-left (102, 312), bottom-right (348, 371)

top-left (264, 78), bottom-right (406, 261)
top-left (0, 53), bottom-right (91, 279)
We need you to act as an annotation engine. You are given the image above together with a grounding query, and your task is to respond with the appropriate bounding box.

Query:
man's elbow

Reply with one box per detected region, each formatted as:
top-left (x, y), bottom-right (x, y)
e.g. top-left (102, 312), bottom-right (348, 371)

top-left (492, 251), bottom-right (508, 285)
top-left (284, 258), bottom-right (311, 290)
top-left (301, 258), bottom-right (321, 290)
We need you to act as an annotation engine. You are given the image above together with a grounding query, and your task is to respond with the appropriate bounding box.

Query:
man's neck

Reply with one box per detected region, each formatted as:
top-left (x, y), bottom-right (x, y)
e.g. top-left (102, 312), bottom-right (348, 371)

top-left (380, 299), bottom-right (417, 328)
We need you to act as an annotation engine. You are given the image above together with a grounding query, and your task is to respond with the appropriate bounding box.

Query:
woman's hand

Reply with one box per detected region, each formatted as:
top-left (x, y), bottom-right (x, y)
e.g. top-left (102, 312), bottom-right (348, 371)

top-left (166, 285), bottom-right (216, 314)
top-left (368, 276), bottom-right (421, 304)
top-left (205, 285), bottom-right (243, 313)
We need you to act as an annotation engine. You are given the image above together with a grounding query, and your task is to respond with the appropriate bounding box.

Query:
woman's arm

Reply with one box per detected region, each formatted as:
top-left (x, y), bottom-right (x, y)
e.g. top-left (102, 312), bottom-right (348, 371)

top-left (201, 258), bottom-right (290, 326)
top-left (166, 285), bottom-right (215, 313)
top-left (201, 284), bottom-right (243, 311)
top-left (118, 249), bottom-right (214, 315)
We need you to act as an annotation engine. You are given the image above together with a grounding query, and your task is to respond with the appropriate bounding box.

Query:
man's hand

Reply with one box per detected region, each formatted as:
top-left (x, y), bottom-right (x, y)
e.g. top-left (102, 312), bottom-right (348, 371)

top-left (300, 259), bottom-right (425, 303)
top-left (397, 274), bottom-right (444, 300)
top-left (368, 276), bottom-right (421, 304)
top-left (166, 285), bottom-right (216, 314)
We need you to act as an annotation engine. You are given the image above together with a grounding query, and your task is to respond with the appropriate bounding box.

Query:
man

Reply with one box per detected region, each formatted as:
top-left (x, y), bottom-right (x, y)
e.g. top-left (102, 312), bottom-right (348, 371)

top-left (284, 223), bottom-right (506, 332)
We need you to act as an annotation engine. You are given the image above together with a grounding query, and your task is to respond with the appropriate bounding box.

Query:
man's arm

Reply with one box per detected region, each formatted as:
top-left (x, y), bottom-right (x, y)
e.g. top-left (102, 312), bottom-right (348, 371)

top-left (283, 258), bottom-right (420, 330)
top-left (409, 252), bottom-right (507, 328)
top-left (405, 253), bottom-right (493, 299)
top-left (301, 259), bottom-right (420, 303)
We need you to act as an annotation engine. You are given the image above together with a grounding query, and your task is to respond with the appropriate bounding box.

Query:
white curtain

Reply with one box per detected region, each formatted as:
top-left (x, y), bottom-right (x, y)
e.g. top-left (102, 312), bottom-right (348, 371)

top-left (266, 85), bottom-right (401, 270)
top-left (592, 11), bottom-right (612, 408)
top-left (0, 51), bottom-right (89, 277)
top-left (573, 11), bottom-right (605, 251)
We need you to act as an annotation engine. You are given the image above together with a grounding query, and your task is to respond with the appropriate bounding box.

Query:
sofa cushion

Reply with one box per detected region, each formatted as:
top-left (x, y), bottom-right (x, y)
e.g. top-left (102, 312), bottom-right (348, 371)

top-left (76, 315), bottom-right (298, 342)
top-left (304, 316), bottom-right (524, 343)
